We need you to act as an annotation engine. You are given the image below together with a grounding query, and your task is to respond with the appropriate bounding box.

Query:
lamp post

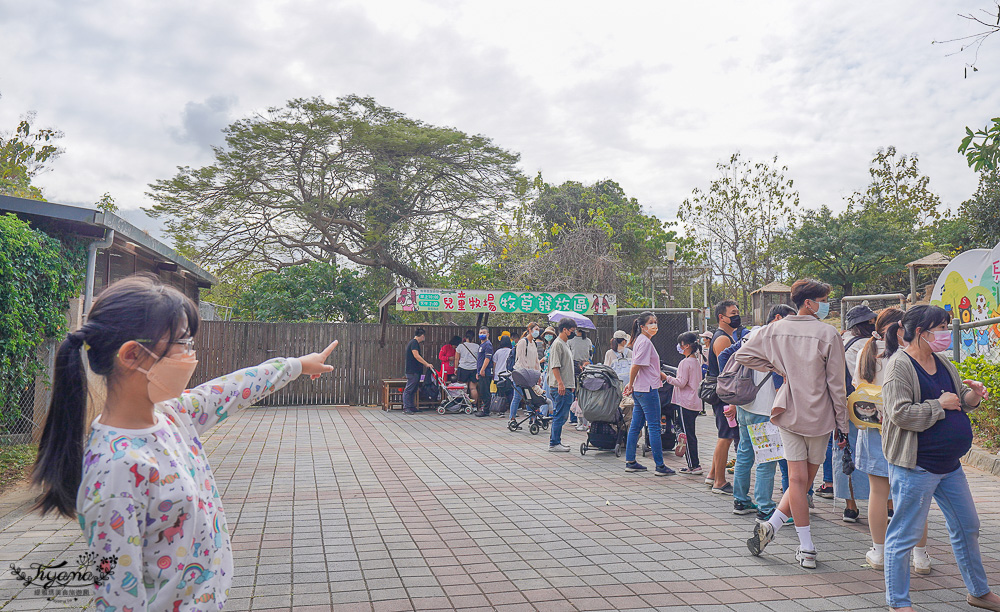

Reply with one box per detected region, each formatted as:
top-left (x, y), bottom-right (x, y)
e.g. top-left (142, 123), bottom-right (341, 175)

top-left (665, 242), bottom-right (677, 308)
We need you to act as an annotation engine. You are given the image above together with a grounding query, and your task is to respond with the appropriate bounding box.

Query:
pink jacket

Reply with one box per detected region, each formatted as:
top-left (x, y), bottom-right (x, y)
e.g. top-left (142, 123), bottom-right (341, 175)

top-left (664, 356), bottom-right (702, 412)
top-left (732, 315), bottom-right (848, 437)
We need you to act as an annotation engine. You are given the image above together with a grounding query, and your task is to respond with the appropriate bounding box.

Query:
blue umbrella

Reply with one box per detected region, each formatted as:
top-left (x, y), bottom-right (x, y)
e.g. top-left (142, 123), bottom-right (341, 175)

top-left (547, 310), bottom-right (596, 330)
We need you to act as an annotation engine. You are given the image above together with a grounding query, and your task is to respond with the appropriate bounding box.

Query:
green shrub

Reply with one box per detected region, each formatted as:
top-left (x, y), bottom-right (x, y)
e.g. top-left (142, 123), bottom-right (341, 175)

top-left (0, 213), bottom-right (85, 436)
top-left (954, 356), bottom-right (1000, 450)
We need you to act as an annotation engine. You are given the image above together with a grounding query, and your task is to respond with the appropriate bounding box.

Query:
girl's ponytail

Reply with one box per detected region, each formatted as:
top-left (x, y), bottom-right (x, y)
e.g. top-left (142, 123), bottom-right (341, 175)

top-left (883, 321), bottom-right (902, 359)
top-left (33, 331), bottom-right (90, 517)
top-left (857, 337), bottom-right (878, 384)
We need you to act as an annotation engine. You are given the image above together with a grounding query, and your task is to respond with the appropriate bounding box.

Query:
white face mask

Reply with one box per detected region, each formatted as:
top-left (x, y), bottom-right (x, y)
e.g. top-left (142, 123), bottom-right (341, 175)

top-left (135, 344), bottom-right (198, 403)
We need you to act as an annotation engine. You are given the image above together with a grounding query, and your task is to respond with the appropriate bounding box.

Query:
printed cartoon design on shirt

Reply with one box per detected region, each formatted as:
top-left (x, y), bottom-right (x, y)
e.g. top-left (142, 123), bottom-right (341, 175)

top-left (78, 358), bottom-right (301, 612)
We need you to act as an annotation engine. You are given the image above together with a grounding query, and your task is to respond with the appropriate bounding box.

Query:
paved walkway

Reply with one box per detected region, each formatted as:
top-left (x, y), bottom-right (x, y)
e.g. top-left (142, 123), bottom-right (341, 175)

top-left (2, 406), bottom-right (999, 611)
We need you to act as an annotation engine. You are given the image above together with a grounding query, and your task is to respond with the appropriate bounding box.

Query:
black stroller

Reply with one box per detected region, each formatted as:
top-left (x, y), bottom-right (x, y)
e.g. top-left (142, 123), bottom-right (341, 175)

top-left (507, 368), bottom-right (552, 435)
top-left (642, 363), bottom-right (680, 457)
top-left (577, 364), bottom-right (626, 457)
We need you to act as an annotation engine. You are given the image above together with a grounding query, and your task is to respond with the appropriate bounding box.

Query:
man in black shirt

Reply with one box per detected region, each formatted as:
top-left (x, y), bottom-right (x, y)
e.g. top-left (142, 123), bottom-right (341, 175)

top-left (403, 328), bottom-right (434, 414)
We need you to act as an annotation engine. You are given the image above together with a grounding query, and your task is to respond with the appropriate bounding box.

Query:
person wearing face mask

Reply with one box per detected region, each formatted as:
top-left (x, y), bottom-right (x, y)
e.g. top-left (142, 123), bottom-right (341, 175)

top-left (879, 305), bottom-right (996, 612)
top-left (509, 322), bottom-right (542, 425)
top-left (734, 278), bottom-right (849, 570)
top-left (708, 300), bottom-right (744, 495)
top-left (603, 331), bottom-right (633, 382)
top-left (474, 327), bottom-right (494, 416)
top-left (853, 308), bottom-right (932, 576)
top-left (664, 331), bottom-right (704, 475)
top-left (31, 275), bottom-right (338, 612)
top-left (538, 326), bottom-right (557, 416)
top-left (622, 312), bottom-right (675, 476)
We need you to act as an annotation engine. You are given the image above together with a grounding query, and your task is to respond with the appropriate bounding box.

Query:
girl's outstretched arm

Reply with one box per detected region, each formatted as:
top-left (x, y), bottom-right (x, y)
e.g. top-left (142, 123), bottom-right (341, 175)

top-left (170, 341), bottom-right (337, 435)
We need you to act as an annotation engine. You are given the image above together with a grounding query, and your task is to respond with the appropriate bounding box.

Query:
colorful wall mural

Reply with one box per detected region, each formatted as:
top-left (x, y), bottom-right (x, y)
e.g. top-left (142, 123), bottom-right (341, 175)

top-left (930, 242), bottom-right (1000, 361)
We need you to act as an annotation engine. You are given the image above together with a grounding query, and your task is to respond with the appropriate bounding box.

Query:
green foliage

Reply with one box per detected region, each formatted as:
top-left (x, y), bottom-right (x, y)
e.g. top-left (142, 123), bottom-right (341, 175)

top-left (0, 214), bottom-right (85, 435)
top-left (146, 94), bottom-right (522, 287)
top-left (780, 204), bottom-right (921, 296)
top-left (234, 261), bottom-right (391, 323)
top-left (954, 356), bottom-right (1000, 450)
top-left (0, 444), bottom-right (36, 491)
top-left (957, 170), bottom-right (1000, 248)
top-left (678, 153), bottom-right (799, 311)
top-left (781, 147), bottom-right (944, 296)
top-left (959, 117), bottom-right (1000, 173)
top-left (0, 111), bottom-right (62, 200)
top-left (94, 192), bottom-right (118, 213)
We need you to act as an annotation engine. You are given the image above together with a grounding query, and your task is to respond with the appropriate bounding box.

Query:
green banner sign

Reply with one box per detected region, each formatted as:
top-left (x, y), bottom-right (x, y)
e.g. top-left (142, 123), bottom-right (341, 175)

top-left (394, 288), bottom-right (617, 315)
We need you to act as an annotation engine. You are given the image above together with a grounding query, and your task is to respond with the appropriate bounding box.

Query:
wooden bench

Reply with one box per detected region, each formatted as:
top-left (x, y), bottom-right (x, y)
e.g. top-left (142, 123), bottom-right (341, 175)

top-left (381, 378), bottom-right (437, 411)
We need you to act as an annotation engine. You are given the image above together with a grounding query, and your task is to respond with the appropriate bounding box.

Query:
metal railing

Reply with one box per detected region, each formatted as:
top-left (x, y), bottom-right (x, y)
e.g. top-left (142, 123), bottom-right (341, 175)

top-left (840, 293), bottom-right (907, 315)
top-left (952, 316), bottom-right (1000, 363)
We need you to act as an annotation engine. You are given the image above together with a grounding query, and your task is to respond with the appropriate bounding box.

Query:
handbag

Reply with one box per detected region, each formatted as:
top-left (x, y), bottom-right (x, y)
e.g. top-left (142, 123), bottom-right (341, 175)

top-left (697, 375), bottom-right (720, 404)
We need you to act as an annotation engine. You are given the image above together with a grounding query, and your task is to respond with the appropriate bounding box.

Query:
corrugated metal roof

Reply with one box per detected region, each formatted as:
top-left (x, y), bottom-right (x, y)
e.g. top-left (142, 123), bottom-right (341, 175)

top-left (0, 194), bottom-right (216, 286)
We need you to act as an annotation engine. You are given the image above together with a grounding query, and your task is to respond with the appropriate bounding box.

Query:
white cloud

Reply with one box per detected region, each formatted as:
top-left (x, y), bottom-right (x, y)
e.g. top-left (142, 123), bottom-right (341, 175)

top-left (1, 0), bottom-right (997, 242)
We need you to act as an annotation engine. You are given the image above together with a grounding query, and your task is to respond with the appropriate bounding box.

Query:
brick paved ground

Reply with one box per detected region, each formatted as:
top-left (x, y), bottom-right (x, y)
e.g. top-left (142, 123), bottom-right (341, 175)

top-left (2, 406), bottom-right (999, 611)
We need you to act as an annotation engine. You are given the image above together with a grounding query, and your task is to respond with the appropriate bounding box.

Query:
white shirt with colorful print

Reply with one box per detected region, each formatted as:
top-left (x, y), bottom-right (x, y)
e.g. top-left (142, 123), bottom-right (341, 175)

top-left (78, 357), bottom-right (302, 612)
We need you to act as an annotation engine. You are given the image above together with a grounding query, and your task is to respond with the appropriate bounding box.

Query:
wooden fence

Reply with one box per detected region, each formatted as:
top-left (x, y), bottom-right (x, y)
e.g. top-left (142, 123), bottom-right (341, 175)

top-left (191, 321), bottom-right (616, 406)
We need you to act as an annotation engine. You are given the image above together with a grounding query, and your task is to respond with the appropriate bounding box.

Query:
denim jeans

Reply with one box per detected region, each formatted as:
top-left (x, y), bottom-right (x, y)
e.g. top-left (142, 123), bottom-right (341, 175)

top-left (510, 384), bottom-right (523, 419)
top-left (625, 390), bottom-right (663, 466)
top-left (885, 464), bottom-right (989, 608)
top-left (548, 388), bottom-right (574, 446)
top-left (822, 434), bottom-right (833, 483)
top-left (402, 372), bottom-right (421, 411)
top-left (734, 407), bottom-right (771, 507)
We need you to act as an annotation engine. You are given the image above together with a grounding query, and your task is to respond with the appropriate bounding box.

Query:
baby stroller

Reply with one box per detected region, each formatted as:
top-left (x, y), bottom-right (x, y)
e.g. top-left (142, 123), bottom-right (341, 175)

top-left (490, 369), bottom-right (515, 418)
top-left (577, 364), bottom-right (626, 457)
top-left (643, 363), bottom-right (679, 457)
top-left (508, 368), bottom-right (552, 435)
top-left (432, 368), bottom-right (475, 415)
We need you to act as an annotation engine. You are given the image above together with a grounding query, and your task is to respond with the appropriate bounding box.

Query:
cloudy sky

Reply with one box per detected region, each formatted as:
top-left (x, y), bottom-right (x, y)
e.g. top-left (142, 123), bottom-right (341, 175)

top-left (2, 1), bottom-right (997, 243)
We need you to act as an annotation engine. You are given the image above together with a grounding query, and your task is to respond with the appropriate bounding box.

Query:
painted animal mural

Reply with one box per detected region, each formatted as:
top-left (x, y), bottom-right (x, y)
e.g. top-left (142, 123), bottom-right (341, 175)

top-left (930, 241), bottom-right (1000, 362)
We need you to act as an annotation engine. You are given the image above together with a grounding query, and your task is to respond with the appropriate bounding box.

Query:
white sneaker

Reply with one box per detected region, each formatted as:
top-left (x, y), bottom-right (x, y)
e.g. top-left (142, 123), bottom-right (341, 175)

top-left (865, 547), bottom-right (884, 570)
top-left (575, 424), bottom-right (586, 431)
top-left (548, 444), bottom-right (570, 452)
top-left (912, 553), bottom-right (932, 575)
top-left (795, 547), bottom-right (817, 569)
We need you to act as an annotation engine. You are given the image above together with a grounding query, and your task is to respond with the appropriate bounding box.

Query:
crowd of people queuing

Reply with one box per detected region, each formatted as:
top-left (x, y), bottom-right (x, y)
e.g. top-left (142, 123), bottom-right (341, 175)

top-left (406, 277), bottom-right (998, 612)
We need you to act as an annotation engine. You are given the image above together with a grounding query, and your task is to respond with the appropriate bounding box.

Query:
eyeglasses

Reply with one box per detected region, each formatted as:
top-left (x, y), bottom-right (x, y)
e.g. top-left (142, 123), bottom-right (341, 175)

top-left (136, 338), bottom-right (195, 352)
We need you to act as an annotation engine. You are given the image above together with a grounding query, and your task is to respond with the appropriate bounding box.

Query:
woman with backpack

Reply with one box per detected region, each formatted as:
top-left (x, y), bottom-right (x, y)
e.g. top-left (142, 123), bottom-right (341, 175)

top-left (853, 308), bottom-right (932, 575)
top-left (879, 305), bottom-right (996, 612)
top-left (456, 330), bottom-right (481, 405)
top-left (31, 275), bottom-right (338, 611)
top-left (664, 331), bottom-right (704, 476)
top-left (509, 322), bottom-right (542, 425)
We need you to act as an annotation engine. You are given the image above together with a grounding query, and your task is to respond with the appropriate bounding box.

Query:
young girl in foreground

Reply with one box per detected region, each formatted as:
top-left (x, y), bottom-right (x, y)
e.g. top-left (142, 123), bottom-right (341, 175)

top-left (32, 276), bottom-right (337, 611)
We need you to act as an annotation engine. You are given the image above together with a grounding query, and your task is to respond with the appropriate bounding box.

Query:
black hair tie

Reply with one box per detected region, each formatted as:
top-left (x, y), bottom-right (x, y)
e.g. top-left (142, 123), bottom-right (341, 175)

top-left (66, 331), bottom-right (85, 349)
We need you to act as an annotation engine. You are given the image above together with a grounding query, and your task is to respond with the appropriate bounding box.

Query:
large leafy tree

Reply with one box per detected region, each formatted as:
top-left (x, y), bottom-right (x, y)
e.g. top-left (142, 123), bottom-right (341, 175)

top-left (678, 153), bottom-right (799, 312)
top-left (234, 261), bottom-right (391, 322)
top-left (0, 104), bottom-right (62, 200)
top-left (779, 205), bottom-right (919, 296)
top-left (959, 170), bottom-right (1000, 247)
top-left (146, 95), bottom-right (523, 286)
top-left (504, 178), bottom-right (688, 299)
top-left (781, 147), bottom-right (942, 295)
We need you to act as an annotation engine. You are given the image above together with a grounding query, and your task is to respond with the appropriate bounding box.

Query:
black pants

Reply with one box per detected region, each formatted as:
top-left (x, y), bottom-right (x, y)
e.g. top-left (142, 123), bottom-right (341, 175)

top-left (403, 372), bottom-right (421, 411)
top-left (478, 377), bottom-right (492, 413)
top-left (679, 408), bottom-right (700, 469)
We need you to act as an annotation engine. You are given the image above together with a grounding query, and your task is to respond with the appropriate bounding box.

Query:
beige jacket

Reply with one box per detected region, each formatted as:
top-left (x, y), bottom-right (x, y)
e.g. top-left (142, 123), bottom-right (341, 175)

top-left (514, 336), bottom-right (540, 371)
top-left (880, 351), bottom-right (978, 469)
top-left (732, 314), bottom-right (848, 437)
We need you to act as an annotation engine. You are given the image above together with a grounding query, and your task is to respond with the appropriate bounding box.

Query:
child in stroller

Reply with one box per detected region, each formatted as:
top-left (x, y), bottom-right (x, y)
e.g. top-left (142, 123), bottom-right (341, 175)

top-left (431, 368), bottom-right (475, 415)
top-left (508, 368), bottom-right (552, 435)
top-left (577, 364), bottom-right (627, 456)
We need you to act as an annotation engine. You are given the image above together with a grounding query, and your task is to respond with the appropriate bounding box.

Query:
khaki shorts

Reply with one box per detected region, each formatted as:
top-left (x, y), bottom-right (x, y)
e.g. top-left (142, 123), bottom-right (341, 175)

top-left (779, 429), bottom-right (829, 465)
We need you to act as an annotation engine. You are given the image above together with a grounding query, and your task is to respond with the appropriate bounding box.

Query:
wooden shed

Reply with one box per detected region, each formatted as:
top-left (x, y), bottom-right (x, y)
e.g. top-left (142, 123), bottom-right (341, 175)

top-left (906, 252), bottom-right (951, 305)
top-left (750, 281), bottom-right (792, 326)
